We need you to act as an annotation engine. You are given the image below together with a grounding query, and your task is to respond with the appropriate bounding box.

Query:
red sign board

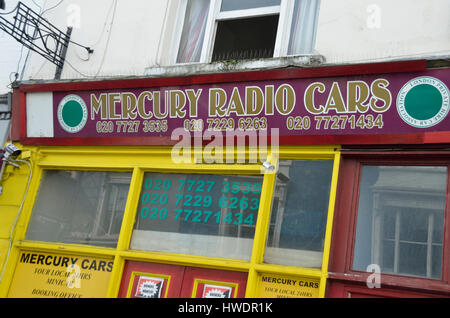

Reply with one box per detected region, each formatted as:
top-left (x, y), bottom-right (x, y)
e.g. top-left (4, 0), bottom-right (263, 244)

top-left (19, 62), bottom-right (450, 145)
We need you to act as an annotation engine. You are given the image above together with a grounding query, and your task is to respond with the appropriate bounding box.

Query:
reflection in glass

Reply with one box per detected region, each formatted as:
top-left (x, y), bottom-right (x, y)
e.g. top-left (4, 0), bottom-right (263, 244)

top-left (353, 166), bottom-right (446, 279)
top-left (26, 170), bottom-right (131, 247)
top-left (130, 172), bottom-right (263, 261)
top-left (265, 160), bottom-right (333, 267)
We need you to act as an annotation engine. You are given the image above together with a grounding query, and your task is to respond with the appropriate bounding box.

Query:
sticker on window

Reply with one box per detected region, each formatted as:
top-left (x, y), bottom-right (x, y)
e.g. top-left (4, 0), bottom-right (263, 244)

top-left (135, 276), bottom-right (164, 298)
top-left (202, 284), bottom-right (232, 298)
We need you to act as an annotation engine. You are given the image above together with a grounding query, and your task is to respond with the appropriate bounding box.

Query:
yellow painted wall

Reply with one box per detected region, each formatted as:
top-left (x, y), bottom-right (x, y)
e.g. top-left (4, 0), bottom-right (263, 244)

top-left (0, 144), bottom-right (36, 295)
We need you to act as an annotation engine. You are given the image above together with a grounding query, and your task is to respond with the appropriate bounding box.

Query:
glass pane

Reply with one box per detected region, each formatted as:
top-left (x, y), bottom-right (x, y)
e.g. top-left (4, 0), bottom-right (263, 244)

top-left (212, 15), bottom-right (279, 61)
top-left (353, 166), bottom-right (446, 279)
top-left (398, 242), bottom-right (427, 277)
top-left (220, 0), bottom-right (281, 11)
top-left (381, 239), bottom-right (395, 273)
top-left (265, 160), bottom-right (333, 267)
top-left (130, 172), bottom-right (263, 260)
top-left (399, 209), bottom-right (428, 243)
top-left (432, 245), bottom-right (443, 278)
top-left (26, 170), bottom-right (131, 247)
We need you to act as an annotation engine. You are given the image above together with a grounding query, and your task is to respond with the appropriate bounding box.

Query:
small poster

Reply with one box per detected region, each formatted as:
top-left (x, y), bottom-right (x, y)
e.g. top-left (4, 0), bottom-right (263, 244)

top-left (258, 274), bottom-right (319, 298)
top-left (202, 284), bottom-right (232, 298)
top-left (135, 276), bottom-right (164, 298)
top-left (7, 251), bottom-right (113, 298)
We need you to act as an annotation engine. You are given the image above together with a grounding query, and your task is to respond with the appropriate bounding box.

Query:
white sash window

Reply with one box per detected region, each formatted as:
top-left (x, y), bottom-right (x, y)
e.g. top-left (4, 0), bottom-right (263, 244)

top-left (174, 0), bottom-right (320, 64)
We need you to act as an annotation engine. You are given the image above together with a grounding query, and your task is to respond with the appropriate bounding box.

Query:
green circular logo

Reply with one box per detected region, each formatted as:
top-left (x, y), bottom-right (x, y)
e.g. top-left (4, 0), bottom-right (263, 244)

top-left (397, 76), bottom-right (450, 128)
top-left (57, 95), bottom-right (88, 133)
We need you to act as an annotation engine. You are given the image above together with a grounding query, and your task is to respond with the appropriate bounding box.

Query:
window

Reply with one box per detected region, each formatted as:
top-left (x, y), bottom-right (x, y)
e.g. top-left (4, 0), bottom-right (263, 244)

top-left (175, 0), bottom-right (320, 64)
top-left (12, 146), bottom-right (340, 298)
top-left (327, 154), bottom-right (450, 297)
top-left (26, 170), bottom-right (132, 248)
top-left (265, 160), bottom-right (333, 267)
top-left (353, 166), bottom-right (446, 279)
top-left (130, 172), bottom-right (263, 260)
top-left (211, 14), bottom-right (279, 61)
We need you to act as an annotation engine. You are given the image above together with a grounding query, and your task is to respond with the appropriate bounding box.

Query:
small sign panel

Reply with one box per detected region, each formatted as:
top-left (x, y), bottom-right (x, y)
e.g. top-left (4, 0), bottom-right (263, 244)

top-left (135, 276), bottom-right (164, 298)
top-left (202, 284), bottom-right (232, 298)
top-left (8, 251), bottom-right (113, 298)
top-left (258, 274), bottom-right (320, 298)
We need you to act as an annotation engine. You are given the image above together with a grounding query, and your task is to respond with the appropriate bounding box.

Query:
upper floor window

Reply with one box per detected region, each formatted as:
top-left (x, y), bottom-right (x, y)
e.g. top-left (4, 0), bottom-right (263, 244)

top-left (175, 0), bottom-right (320, 64)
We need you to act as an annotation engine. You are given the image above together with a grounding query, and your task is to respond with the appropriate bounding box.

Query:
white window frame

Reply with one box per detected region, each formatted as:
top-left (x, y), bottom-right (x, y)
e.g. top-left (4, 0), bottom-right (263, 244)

top-left (171, 0), bottom-right (312, 65)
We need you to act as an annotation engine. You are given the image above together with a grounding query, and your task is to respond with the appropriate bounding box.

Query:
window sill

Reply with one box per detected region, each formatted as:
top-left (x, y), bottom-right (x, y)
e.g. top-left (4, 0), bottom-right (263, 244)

top-left (144, 55), bottom-right (325, 78)
top-left (328, 271), bottom-right (450, 295)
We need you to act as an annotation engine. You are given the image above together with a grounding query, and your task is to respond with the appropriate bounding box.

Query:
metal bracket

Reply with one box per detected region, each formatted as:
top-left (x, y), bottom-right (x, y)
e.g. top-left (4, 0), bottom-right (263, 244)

top-left (0, 2), bottom-right (92, 79)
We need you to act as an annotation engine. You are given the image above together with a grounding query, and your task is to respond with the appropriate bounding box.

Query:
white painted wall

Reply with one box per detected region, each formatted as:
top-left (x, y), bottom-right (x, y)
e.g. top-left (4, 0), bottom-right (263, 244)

top-left (315, 0), bottom-right (450, 64)
top-left (17, 0), bottom-right (450, 81)
top-left (23, 0), bottom-right (171, 80)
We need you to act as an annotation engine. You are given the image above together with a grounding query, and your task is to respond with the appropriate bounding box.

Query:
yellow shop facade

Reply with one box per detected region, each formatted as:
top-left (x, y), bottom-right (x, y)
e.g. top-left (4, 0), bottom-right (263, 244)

top-left (1, 60), bottom-right (450, 298)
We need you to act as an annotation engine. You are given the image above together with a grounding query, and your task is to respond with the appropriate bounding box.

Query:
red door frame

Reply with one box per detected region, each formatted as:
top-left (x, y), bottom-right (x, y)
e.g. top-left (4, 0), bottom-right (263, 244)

top-left (327, 151), bottom-right (450, 297)
top-left (118, 260), bottom-right (248, 298)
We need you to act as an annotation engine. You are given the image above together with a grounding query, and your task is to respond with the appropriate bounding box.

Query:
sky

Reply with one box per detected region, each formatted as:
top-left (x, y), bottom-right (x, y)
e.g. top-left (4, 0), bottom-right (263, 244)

top-left (0, 0), bottom-right (46, 94)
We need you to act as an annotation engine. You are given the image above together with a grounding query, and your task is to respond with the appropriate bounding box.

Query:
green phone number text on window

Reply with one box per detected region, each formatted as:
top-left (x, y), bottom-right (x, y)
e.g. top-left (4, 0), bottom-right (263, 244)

top-left (141, 193), bottom-right (259, 210)
top-left (140, 207), bottom-right (255, 226)
top-left (138, 177), bottom-right (262, 227)
top-left (143, 178), bottom-right (262, 195)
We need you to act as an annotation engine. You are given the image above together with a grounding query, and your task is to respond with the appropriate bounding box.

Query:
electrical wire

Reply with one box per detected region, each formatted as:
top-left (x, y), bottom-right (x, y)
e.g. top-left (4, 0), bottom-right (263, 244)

top-left (0, 3), bottom-right (18, 15)
top-left (15, 43), bottom-right (25, 74)
top-left (64, 59), bottom-right (93, 77)
top-left (5, 20), bottom-right (26, 87)
top-left (40, 0), bottom-right (63, 15)
top-left (9, 0), bottom-right (47, 82)
top-left (31, 0), bottom-right (116, 76)
top-left (69, 0), bottom-right (117, 64)
top-left (87, 0), bottom-right (117, 48)
top-left (58, 0), bottom-right (117, 64)
top-left (94, 0), bottom-right (118, 77)
top-left (31, 0), bottom-right (43, 12)
top-left (64, 59), bottom-right (121, 79)
top-left (8, 0), bottom-right (115, 79)
top-left (73, 47), bottom-right (90, 61)
top-left (0, 158), bottom-right (33, 283)
top-left (68, 38), bottom-right (93, 53)
top-left (1, 0), bottom-right (90, 80)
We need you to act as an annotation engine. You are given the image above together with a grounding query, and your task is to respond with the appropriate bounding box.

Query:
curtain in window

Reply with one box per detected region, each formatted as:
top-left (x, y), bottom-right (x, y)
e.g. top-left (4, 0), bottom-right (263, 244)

top-left (288, 0), bottom-right (320, 55)
top-left (176, 0), bottom-right (210, 63)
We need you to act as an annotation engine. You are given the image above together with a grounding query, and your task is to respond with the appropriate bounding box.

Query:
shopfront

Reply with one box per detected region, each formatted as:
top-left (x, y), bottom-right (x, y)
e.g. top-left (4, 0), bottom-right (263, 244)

top-left (0, 60), bottom-right (449, 298)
